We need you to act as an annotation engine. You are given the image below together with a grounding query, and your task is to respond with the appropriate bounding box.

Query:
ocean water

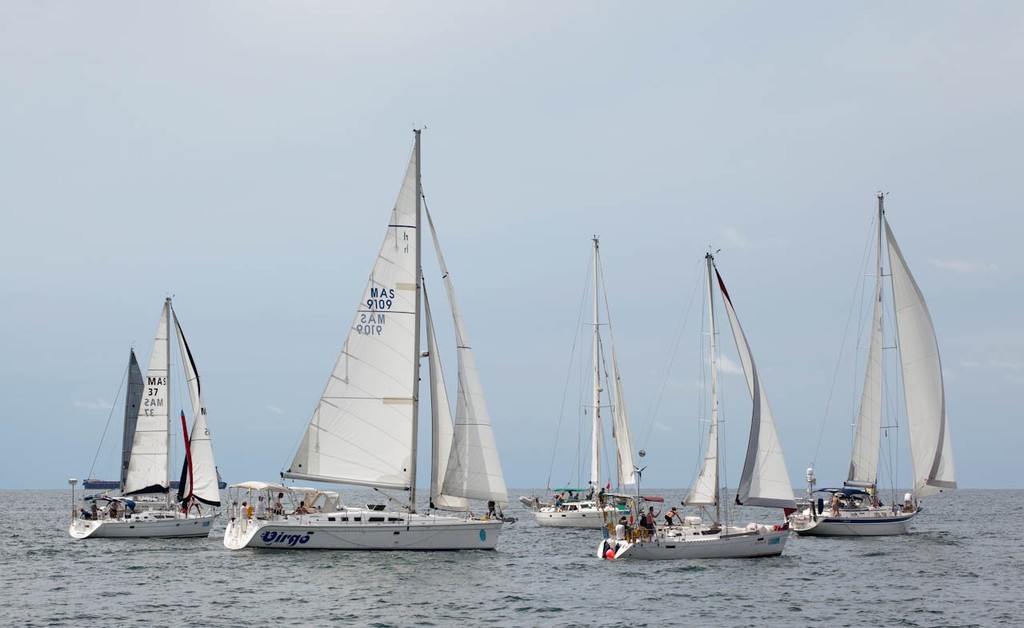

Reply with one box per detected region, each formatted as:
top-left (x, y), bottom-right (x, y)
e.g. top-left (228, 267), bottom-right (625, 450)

top-left (1, 488), bottom-right (1020, 627)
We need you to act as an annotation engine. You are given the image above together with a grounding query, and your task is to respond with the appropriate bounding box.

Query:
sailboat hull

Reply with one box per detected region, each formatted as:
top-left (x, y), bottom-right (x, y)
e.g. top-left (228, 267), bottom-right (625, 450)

top-left (789, 508), bottom-right (916, 536)
top-left (599, 525), bottom-right (789, 560)
top-left (534, 503), bottom-right (628, 529)
top-left (68, 511), bottom-right (216, 539)
top-left (223, 512), bottom-right (503, 551)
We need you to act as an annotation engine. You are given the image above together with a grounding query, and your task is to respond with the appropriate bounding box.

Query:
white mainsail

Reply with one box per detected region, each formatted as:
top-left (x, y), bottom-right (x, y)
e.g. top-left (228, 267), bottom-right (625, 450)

top-left (686, 254), bottom-right (721, 508)
top-left (716, 268), bottom-right (795, 509)
top-left (847, 218), bottom-right (884, 487)
top-left (607, 342), bottom-right (636, 488)
top-left (285, 147), bottom-right (420, 490)
top-left (425, 286), bottom-right (470, 511)
top-left (885, 218), bottom-right (956, 497)
top-left (123, 299), bottom-right (171, 495)
top-left (173, 309), bottom-right (221, 507)
top-left (425, 208), bottom-right (509, 507)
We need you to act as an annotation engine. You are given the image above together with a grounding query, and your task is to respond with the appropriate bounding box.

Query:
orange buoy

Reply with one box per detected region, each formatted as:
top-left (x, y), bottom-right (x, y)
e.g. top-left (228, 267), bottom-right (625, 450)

top-left (605, 548), bottom-right (615, 560)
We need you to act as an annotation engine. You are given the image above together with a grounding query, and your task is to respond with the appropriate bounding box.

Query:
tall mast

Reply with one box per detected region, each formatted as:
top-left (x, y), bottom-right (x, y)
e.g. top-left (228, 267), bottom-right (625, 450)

top-left (705, 253), bottom-right (721, 524)
top-left (163, 297), bottom-right (172, 505)
top-left (590, 237), bottom-right (602, 487)
top-left (409, 129), bottom-right (423, 513)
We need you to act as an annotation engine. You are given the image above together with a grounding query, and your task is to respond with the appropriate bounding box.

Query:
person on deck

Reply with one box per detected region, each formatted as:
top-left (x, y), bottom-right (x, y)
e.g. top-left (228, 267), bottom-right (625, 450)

top-left (664, 507), bottom-right (680, 526)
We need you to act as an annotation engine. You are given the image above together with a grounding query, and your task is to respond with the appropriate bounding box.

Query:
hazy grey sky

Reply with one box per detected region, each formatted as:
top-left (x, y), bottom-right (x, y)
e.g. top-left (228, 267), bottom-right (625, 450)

top-left (2, 2), bottom-right (1020, 491)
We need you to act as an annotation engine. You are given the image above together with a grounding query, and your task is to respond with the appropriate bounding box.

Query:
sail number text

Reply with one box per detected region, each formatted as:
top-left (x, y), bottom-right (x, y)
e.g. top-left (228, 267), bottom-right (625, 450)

top-left (142, 375), bottom-right (166, 416)
top-left (357, 288), bottom-right (394, 335)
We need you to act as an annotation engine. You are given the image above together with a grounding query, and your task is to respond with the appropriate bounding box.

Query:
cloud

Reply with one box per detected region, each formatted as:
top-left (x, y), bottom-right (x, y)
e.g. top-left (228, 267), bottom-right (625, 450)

top-left (959, 359), bottom-right (980, 369)
top-left (989, 359), bottom-right (1022, 370)
top-left (73, 398), bottom-right (113, 410)
top-left (929, 259), bottom-right (998, 274)
top-left (721, 227), bottom-right (748, 248)
top-left (717, 354), bottom-right (745, 375)
top-left (267, 405), bottom-right (285, 415)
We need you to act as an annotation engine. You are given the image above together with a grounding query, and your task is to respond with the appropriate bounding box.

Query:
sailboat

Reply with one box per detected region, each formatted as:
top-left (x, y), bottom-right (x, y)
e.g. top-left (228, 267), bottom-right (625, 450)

top-left (223, 130), bottom-right (510, 551)
top-left (600, 252), bottom-right (794, 560)
top-left (789, 194), bottom-right (956, 536)
top-left (69, 298), bottom-right (221, 539)
top-left (523, 237), bottom-right (642, 528)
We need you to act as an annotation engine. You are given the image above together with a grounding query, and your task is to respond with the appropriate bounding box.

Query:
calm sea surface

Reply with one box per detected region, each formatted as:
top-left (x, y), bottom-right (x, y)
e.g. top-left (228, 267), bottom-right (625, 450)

top-left (1, 488), bottom-right (1020, 627)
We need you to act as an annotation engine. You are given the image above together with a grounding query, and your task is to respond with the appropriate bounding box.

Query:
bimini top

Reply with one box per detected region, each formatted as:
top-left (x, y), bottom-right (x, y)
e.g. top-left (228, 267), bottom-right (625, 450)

top-left (814, 487), bottom-right (871, 497)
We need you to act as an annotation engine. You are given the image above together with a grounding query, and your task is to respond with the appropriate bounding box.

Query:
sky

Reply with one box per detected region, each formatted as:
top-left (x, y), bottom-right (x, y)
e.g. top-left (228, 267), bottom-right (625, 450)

top-left (2, 2), bottom-right (1021, 492)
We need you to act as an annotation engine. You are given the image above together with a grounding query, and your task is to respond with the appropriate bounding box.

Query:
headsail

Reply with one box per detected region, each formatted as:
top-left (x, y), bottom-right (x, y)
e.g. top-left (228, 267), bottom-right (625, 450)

top-left (715, 267), bottom-right (795, 510)
top-left (426, 208), bottom-right (509, 508)
top-left (173, 308), bottom-right (221, 507)
top-left (120, 349), bottom-right (144, 489)
top-left (123, 299), bottom-right (171, 495)
top-left (425, 286), bottom-right (469, 511)
top-left (885, 218), bottom-right (956, 497)
top-left (285, 145), bottom-right (420, 490)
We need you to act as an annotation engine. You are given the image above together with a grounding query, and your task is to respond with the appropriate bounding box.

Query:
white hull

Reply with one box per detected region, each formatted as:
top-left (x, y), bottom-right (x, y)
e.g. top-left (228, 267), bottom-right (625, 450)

top-left (68, 511), bottom-right (215, 539)
top-left (599, 524), bottom-right (789, 560)
top-left (534, 504), bottom-right (626, 529)
top-left (789, 507), bottom-right (916, 536)
top-left (223, 510), bottom-right (502, 551)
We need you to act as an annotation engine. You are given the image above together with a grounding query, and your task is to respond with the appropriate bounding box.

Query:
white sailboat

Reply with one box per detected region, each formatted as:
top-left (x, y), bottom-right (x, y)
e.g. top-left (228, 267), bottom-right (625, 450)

top-left (789, 194), bottom-right (956, 536)
top-left (527, 237), bottom-right (640, 529)
top-left (600, 252), bottom-right (794, 560)
top-left (223, 130), bottom-right (509, 551)
top-left (69, 298), bottom-right (220, 539)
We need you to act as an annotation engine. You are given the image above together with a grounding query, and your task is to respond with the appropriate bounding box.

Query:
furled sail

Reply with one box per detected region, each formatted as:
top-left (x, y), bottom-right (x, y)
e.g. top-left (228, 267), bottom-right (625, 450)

top-left (123, 300), bottom-right (171, 495)
top-left (716, 269), bottom-right (795, 510)
top-left (285, 147), bottom-right (420, 489)
top-left (885, 219), bottom-right (956, 497)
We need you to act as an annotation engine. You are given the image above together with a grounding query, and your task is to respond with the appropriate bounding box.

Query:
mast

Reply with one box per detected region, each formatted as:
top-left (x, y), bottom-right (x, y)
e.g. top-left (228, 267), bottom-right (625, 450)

top-left (409, 129), bottom-right (423, 513)
top-left (847, 194), bottom-right (886, 488)
top-left (705, 253), bottom-right (721, 524)
top-left (591, 236), bottom-right (602, 488)
top-left (163, 297), bottom-right (172, 506)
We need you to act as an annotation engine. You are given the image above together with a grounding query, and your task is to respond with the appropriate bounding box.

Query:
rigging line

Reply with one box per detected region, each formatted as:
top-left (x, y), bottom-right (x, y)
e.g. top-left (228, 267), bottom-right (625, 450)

top-left (86, 357), bottom-right (131, 481)
top-left (640, 256), bottom-right (705, 450)
top-left (811, 211), bottom-right (879, 468)
top-left (546, 249), bottom-right (594, 490)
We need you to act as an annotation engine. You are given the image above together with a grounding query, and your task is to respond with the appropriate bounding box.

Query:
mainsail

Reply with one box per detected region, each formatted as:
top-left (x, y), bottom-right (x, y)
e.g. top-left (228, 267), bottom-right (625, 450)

top-left (847, 211), bottom-right (885, 487)
top-left (285, 147), bottom-right (420, 490)
top-left (120, 350), bottom-right (144, 489)
top-left (123, 299), bottom-right (171, 495)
